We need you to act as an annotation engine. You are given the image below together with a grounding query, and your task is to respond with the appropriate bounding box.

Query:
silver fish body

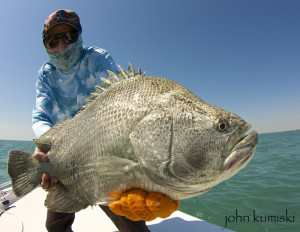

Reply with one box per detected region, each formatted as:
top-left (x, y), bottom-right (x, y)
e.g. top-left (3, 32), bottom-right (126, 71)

top-left (8, 65), bottom-right (258, 213)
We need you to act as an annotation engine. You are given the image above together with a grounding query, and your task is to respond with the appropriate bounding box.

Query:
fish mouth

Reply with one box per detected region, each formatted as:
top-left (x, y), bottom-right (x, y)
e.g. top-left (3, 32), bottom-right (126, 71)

top-left (222, 129), bottom-right (258, 173)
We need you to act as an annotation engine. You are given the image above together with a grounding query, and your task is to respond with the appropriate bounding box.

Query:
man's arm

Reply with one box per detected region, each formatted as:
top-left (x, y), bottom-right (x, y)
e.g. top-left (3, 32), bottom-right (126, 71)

top-left (32, 69), bottom-right (58, 190)
top-left (32, 69), bottom-right (54, 138)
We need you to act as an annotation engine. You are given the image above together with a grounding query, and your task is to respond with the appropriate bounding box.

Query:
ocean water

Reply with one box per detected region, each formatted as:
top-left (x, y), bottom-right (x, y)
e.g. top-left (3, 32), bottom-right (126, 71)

top-left (1, 130), bottom-right (300, 232)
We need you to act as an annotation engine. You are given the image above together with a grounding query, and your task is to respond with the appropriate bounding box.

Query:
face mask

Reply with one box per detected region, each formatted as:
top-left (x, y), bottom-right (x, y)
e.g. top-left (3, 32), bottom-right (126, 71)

top-left (47, 35), bottom-right (83, 72)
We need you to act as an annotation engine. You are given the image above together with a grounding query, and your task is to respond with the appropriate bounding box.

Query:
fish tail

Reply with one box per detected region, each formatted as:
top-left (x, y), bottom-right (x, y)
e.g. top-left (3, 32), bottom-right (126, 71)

top-left (8, 150), bottom-right (40, 197)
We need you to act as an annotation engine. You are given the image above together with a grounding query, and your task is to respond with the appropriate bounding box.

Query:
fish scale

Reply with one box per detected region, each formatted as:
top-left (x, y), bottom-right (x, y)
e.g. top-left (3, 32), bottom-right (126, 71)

top-left (8, 64), bottom-right (258, 213)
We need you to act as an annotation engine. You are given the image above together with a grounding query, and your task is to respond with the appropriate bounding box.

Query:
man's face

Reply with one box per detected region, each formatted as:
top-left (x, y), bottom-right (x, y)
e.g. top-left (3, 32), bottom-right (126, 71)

top-left (44, 24), bottom-right (77, 53)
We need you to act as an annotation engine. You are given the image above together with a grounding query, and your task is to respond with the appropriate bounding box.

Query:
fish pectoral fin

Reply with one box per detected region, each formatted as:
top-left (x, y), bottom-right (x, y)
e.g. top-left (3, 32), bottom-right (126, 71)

top-left (45, 183), bottom-right (90, 213)
top-left (98, 156), bottom-right (138, 176)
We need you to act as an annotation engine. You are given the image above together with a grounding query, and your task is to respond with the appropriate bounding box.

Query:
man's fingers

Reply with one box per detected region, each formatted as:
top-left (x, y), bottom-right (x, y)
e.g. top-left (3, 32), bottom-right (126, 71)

top-left (41, 173), bottom-right (50, 190)
top-left (33, 149), bottom-right (59, 191)
top-left (40, 174), bottom-right (59, 190)
top-left (33, 152), bottom-right (49, 162)
top-left (50, 178), bottom-right (59, 188)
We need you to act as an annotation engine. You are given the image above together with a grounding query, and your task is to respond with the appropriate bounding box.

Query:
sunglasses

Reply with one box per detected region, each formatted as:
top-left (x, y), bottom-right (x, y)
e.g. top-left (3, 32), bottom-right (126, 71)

top-left (43, 31), bottom-right (79, 49)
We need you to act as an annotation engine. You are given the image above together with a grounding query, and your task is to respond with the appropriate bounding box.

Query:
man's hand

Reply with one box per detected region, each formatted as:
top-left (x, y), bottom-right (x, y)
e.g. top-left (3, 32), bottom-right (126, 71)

top-left (33, 147), bottom-right (59, 190)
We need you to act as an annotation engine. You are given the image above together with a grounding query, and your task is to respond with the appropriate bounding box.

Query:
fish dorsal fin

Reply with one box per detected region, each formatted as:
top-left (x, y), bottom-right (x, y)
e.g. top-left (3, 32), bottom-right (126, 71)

top-left (106, 70), bottom-right (119, 83)
top-left (79, 63), bottom-right (144, 111)
top-left (98, 63), bottom-right (141, 90)
top-left (118, 65), bottom-right (130, 80)
top-left (35, 64), bottom-right (144, 151)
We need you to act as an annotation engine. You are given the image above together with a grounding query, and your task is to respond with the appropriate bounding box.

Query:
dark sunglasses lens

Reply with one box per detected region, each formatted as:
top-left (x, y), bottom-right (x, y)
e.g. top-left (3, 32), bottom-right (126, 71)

top-left (49, 38), bottom-right (59, 49)
top-left (43, 31), bottom-right (79, 49)
top-left (64, 31), bottom-right (79, 44)
top-left (43, 36), bottom-right (59, 49)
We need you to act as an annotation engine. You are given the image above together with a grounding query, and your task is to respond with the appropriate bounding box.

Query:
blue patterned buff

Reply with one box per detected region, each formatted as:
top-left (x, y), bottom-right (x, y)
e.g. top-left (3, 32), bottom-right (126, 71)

top-left (47, 35), bottom-right (83, 72)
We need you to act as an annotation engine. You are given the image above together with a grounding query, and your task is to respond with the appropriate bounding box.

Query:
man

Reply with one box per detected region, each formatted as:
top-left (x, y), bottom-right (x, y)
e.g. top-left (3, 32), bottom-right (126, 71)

top-left (32, 9), bottom-right (150, 232)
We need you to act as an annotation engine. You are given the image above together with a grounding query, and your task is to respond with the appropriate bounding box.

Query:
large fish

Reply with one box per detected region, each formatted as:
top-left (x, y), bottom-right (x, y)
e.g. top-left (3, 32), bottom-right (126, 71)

top-left (8, 65), bottom-right (258, 213)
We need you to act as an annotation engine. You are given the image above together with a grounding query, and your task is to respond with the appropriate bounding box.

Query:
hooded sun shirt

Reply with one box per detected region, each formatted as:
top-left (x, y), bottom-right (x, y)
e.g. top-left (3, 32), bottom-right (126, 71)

top-left (47, 34), bottom-right (83, 72)
top-left (32, 40), bottom-right (118, 138)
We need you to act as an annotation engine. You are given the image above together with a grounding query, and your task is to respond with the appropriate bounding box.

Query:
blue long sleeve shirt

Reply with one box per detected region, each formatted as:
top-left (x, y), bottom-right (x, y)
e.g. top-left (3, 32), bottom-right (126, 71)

top-left (32, 46), bottom-right (118, 138)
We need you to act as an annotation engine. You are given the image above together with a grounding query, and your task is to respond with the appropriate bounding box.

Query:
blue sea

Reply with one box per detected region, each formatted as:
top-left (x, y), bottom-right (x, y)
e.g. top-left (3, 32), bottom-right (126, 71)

top-left (1, 130), bottom-right (300, 232)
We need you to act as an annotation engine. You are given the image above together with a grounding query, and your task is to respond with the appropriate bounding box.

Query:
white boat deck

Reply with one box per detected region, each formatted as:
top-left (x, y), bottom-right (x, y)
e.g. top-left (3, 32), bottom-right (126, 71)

top-left (1, 187), bottom-right (232, 232)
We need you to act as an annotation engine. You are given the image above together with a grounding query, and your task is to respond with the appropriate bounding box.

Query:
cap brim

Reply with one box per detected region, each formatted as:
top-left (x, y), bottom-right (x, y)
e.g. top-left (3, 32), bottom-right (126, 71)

top-left (43, 22), bottom-right (81, 37)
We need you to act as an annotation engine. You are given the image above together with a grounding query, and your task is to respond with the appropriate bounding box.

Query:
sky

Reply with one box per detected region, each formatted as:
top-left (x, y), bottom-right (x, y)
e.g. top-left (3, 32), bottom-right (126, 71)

top-left (0, 0), bottom-right (299, 141)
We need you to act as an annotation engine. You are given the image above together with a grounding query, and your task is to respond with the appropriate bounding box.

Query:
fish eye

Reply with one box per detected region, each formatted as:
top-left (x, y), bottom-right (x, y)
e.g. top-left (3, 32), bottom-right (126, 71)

top-left (216, 118), bottom-right (230, 132)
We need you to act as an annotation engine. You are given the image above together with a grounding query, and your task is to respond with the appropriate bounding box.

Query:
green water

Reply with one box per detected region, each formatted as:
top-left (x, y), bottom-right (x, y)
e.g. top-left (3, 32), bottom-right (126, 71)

top-left (180, 130), bottom-right (300, 232)
top-left (1, 130), bottom-right (300, 232)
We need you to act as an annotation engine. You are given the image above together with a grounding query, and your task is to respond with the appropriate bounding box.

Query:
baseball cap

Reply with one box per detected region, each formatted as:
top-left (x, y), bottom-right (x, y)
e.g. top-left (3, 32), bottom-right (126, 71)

top-left (42, 9), bottom-right (82, 37)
